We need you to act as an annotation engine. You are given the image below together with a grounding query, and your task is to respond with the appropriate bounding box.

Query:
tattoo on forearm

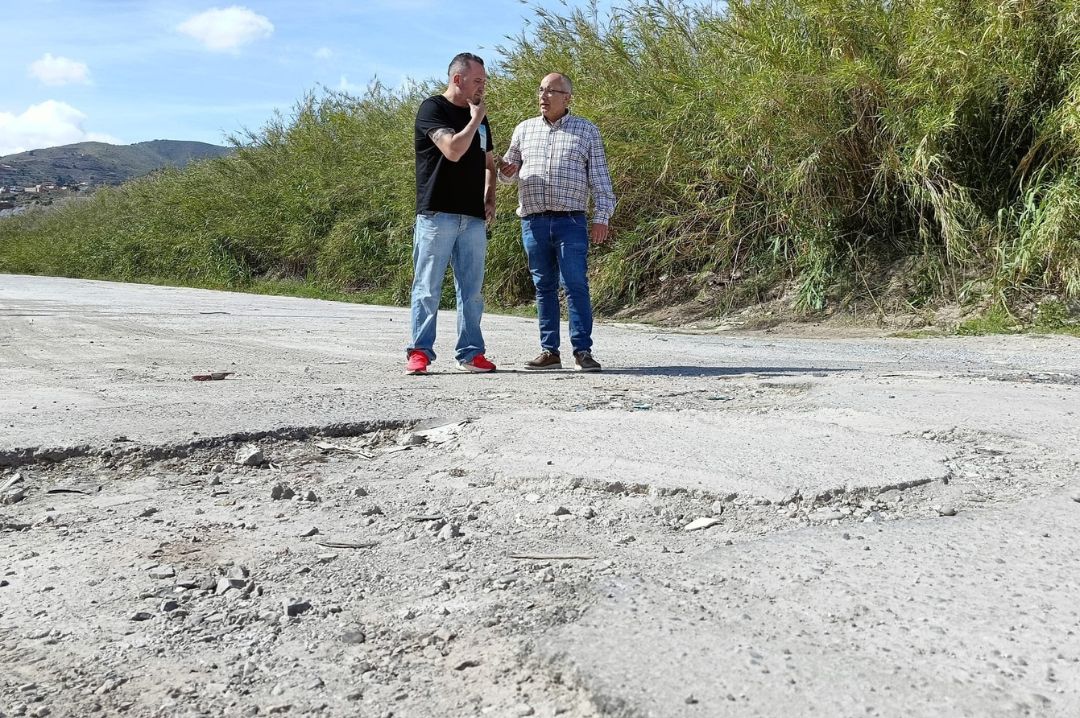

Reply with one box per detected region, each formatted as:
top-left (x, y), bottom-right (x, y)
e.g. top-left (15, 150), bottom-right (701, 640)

top-left (429, 128), bottom-right (453, 143)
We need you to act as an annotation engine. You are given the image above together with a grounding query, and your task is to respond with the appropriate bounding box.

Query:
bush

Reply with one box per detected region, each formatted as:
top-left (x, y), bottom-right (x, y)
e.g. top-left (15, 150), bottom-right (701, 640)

top-left (3, 0), bottom-right (1080, 316)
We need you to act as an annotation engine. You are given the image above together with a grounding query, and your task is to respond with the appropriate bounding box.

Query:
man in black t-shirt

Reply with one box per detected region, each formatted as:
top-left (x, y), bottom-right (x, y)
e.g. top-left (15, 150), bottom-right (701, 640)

top-left (405, 52), bottom-right (497, 375)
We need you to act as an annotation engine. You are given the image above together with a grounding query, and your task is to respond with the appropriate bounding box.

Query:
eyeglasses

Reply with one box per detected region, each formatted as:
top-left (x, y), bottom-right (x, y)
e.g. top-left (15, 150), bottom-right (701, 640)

top-left (538, 86), bottom-right (570, 96)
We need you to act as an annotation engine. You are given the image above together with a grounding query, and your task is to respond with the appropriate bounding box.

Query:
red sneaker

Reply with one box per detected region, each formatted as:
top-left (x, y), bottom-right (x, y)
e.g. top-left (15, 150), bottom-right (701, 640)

top-left (405, 350), bottom-right (430, 375)
top-left (456, 353), bottom-right (496, 373)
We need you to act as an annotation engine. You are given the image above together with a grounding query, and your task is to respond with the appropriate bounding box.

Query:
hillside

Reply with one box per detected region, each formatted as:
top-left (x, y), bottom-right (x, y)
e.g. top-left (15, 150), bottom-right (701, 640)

top-left (0, 140), bottom-right (231, 187)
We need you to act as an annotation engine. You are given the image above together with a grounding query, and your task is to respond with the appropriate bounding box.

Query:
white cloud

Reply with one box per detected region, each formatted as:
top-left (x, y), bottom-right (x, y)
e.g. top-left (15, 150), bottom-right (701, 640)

top-left (177, 6), bottom-right (273, 53)
top-left (28, 53), bottom-right (91, 86)
top-left (0, 101), bottom-right (121, 155)
top-left (314, 47), bottom-right (333, 60)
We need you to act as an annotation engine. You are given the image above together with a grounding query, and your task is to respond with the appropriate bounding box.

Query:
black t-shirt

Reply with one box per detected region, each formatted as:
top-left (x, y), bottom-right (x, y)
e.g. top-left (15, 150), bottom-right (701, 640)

top-left (415, 95), bottom-right (492, 219)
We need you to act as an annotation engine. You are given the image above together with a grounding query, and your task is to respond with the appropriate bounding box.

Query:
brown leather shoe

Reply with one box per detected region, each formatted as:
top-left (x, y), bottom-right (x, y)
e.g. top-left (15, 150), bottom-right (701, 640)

top-left (574, 351), bottom-right (601, 372)
top-left (524, 350), bottom-right (562, 370)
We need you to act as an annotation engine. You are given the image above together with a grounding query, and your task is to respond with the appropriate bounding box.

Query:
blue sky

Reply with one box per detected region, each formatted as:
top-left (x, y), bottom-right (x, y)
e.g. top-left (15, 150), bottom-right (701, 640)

top-left (1, 1), bottom-right (611, 155)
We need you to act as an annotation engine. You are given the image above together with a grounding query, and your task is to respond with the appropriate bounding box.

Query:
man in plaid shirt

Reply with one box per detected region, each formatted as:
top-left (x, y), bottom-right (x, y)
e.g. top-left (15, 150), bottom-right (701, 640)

top-left (499, 72), bottom-right (616, 372)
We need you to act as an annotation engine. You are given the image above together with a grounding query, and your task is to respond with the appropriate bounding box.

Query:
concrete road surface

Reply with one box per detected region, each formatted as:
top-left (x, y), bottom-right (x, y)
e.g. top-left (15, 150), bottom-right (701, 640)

top-left (1, 274), bottom-right (1079, 718)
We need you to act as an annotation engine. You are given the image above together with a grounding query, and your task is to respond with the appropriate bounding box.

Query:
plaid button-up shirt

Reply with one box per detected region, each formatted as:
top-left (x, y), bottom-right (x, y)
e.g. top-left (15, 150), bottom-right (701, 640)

top-left (503, 112), bottom-right (616, 225)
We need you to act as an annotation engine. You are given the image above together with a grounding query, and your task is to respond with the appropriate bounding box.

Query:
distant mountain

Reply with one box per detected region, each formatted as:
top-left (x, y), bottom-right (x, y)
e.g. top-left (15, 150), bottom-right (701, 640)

top-left (0, 140), bottom-right (232, 187)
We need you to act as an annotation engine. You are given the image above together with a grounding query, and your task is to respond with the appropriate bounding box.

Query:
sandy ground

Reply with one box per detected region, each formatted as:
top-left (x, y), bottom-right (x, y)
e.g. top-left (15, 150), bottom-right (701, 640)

top-left (1, 275), bottom-right (1079, 718)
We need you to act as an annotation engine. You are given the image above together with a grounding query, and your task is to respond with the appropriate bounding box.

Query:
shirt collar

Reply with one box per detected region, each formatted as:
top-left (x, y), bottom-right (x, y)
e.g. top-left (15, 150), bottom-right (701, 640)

top-left (543, 110), bottom-right (572, 129)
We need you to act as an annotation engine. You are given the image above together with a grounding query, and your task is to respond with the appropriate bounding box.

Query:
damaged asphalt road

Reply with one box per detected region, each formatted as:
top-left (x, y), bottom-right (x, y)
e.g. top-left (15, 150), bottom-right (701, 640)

top-left (1, 275), bottom-right (1079, 718)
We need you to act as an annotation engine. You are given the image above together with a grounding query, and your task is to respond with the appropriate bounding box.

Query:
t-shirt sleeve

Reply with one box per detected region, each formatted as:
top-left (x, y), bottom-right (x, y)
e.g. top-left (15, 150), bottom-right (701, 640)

top-left (416, 98), bottom-right (451, 139)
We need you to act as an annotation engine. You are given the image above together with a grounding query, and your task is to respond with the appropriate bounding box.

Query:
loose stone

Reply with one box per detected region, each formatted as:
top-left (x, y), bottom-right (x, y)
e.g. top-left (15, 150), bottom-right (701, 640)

top-left (235, 445), bottom-right (264, 466)
top-left (438, 523), bottom-right (461, 540)
top-left (148, 566), bottom-right (176, 580)
top-left (340, 630), bottom-right (366, 645)
top-left (684, 517), bottom-right (722, 532)
top-left (283, 599), bottom-right (311, 617)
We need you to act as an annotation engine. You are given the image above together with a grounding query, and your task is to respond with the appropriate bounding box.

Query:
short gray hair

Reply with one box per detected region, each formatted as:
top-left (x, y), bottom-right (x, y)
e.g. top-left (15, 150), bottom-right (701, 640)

top-left (551, 73), bottom-right (573, 94)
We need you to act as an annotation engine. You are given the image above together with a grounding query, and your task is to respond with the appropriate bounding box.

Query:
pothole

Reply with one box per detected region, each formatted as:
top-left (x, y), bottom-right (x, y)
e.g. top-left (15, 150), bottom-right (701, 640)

top-left (0, 418), bottom-right (1054, 717)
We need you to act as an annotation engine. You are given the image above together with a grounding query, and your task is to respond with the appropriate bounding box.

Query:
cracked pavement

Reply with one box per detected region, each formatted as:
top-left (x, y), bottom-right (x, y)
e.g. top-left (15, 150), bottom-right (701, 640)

top-left (1, 275), bottom-right (1079, 718)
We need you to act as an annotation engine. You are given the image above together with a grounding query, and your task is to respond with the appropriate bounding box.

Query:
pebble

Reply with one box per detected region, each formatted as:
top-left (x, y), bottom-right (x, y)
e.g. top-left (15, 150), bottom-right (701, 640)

top-left (578, 506), bottom-right (596, 519)
top-left (361, 505), bottom-right (384, 516)
top-left (217, 577), bottom-right (246, 595)
top-left (524, 493), bottom-right (541, 503)
top-left (299, 527), bottom-right (319, 537)
top-left (148, 566), bottom-right (176, 580)
top-left (550, 506), bottom-right (571, 516)
top-left (1070, 492), bottom-right (1080, 503)
top-left (139, 507), bottom-right (159, 518)
top-left (512, 705), bottom-right (535, 717)
top-left (354, 487), bottom-right (369, 497)
top-left (271, 484), bottom-right (295, 501)
top-left (129, 611), bottom-right (153, 622)
top-left (454, 659), bottom-right (481, 670)
top-left (438, 523), bottom-right (462, 540)
top-left (160, 599), bottom-right (180, 612)
top-left (938, 505), bottom-right (958, 517)
top-left (226, 565), bottom-right (250, 579)
top-left (283, 599), bottom-right (311, 617)
top-left (340, 630), bottom-right (366, 645)
top-left (94, 679), bottom-right (124, 695)
top-left (303, 490), bottom-right (318, 502)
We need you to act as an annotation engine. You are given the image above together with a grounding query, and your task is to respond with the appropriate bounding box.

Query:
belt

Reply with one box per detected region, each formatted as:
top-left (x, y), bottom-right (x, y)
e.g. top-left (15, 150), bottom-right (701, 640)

top-left (525, 210), bottom-right (585, 218)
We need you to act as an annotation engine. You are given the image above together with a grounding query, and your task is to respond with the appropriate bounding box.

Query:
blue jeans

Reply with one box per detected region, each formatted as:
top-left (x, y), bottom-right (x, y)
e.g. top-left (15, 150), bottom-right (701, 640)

top-left (408, 212), bottom-right (487, 363)
top-left (521, 212), bottom-right (593, 355)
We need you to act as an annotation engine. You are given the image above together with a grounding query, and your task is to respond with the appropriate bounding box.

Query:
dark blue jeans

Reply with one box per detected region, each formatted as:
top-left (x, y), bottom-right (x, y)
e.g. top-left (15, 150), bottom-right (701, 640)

top-left (521, 212), bottom-right (593, 355)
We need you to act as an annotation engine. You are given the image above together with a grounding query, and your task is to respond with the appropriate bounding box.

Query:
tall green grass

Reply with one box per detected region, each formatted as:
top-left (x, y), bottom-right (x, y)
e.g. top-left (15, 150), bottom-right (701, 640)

top-left (2, 0), bottom-right (1079, 317)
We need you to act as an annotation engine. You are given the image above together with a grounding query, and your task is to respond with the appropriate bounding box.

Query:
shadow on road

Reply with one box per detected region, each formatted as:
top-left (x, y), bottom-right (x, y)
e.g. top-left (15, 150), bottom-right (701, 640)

top-left (600, 365), bottom-right (854, 377)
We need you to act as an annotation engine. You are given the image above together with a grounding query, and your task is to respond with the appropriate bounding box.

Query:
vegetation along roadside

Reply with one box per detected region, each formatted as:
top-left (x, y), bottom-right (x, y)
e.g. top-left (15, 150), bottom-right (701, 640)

top-left (1, 0), bottom-right (1078, 333)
